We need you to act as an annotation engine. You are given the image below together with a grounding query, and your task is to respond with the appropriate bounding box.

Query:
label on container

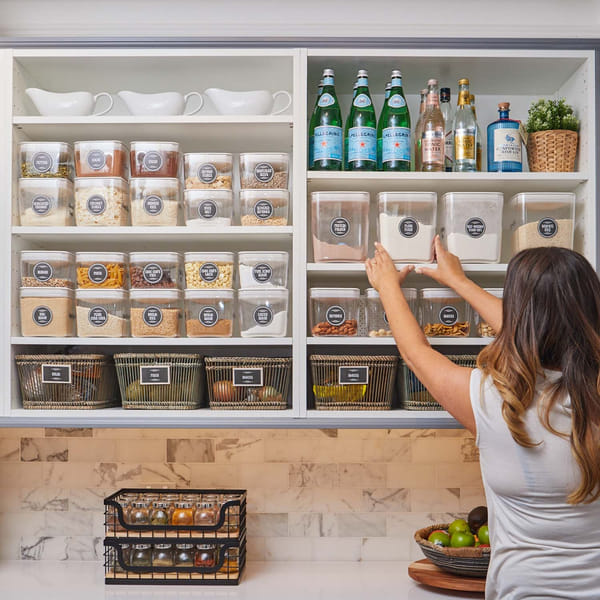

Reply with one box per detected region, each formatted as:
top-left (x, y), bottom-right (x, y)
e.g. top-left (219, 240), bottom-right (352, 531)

top-left (254, 200), bottom-right (274, 220)
top-left (388, 95), bottom-right (406, 108)
top-left (42, 364), bottom-right (71, 384)
top-left (199, 262), bottom-right (219, 282)
top-left (32, 195), bottom-right (52, 215)
top-left (253, 306), bottom-right (273, 326)
top-left (32, 152), bottom-right (53, 174)
top-left (538, 217), bottom-right (558, 238)
top-left (198, 163), bottom-right (218, 184)
top-left (143, 263), bottom-right (164, 284)
top-left (254, 163), bottom-right (274, 184)
top-left (422, 130), bottom-right (444, 164)
top-left (317, 93), bottom-right (335, 108)
top-left (88, 306), bottom-right (108, 327)
top-left (142, 151), bottom-right (163, 172)
top-left (252, 263), bottom-right (273, 283)
top-left (382, 127), bottom-right (411, 163)
top-left (465, 217), bottom-right (486, 239)
top-left (353, 93), bottom-right (372, 108)
top-left (383, 312), bottom-right (389, 325)
top-left (330, 217), bottom-right (350, 238)
top-left (88, 264), bottom-right (108, 284)
top-left (33, 261), bottom-right (53, 282)
top-left (326, 305), bottom-right (346, 326)
top-left (493, 128), bottom-right (522, 163)
top-left (198, 200), bottom-right (218, 220)
top-left (142, 306), bottom-right (163, 327)
top-left (87, 194), bottom-right (106, 215)
top-left (233, 367), bottom-right (263, 387)
top-left (399, 217), bottom-right (419, 238)
top-left (140, 365), bottom-right (170, 385)
top-left (347, 126), bottom-right (376, 163)
top-left (143, 194), bottom-right (163, 216)
top-left (32, 305), bottom-right (52, 326)
top-left (313, 125), bottom-right (343, 162)
top-left (338, 366), bottom-right (369, 385)
top-left (87, 150), bottom-right (106, 171)
top-left (439, 306), bottom-right (459, 326)
top-left (199, 306), bottom-right (219, 327)
top-left (454, 129), bottom-right (476, 161)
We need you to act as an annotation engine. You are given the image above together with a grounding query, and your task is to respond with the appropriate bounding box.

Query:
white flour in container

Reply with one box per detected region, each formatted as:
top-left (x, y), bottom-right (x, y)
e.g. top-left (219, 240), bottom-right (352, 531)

top-left (379, 213), bottom-right (435, 262)
top-left (241, 310), bottom-right (287, 337)
top-left (447, 232), bottom-right (500, 263)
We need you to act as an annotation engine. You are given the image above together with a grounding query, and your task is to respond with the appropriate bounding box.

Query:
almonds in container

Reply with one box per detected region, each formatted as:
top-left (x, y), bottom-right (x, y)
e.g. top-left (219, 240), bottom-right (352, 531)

top-left (74, 140), bottom-right (127, 178)
top-left (184, 153), bottom-right (233, 190)
top-left (310, 288), bottom-right (360, 337)
top-left (20, 250), bottom-right (75, 288)
top-left (240, 189), bottom-right (289, 226)
top-left (76, 252), bottom-right (128, 289)
top-left (184, 252), bottom-right (234, 289)
top-left (75, 177), bottom-right (129, 226)
top-left (239, 153), bottom-right (289, 189)
top-left (130, 178), bottom-right (179, 226)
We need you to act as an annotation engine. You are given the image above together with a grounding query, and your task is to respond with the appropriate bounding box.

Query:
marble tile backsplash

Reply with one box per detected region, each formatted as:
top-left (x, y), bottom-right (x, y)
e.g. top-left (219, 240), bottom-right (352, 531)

top-left (0, 427), bottom-right (485, 562)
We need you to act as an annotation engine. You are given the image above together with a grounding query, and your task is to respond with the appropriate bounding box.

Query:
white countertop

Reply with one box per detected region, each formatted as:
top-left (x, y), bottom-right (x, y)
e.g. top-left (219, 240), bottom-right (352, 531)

top-left (0, 560), bottom-right (482, 599)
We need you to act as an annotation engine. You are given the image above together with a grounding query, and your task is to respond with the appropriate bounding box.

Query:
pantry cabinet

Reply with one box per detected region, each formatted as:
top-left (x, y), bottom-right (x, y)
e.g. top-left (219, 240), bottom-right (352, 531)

top-left (0, 47), bottom-right (595, 427)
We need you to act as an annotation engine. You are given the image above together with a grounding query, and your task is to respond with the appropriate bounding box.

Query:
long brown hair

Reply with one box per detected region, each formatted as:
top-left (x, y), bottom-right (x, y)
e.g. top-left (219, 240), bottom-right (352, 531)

top-left (477, 247), bottom-right (600, 504)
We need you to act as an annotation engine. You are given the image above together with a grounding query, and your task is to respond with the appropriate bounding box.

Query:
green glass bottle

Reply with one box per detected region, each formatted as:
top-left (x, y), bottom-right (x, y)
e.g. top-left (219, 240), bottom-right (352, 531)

top-left (308, 79), bottom-right (323, 168)
top-left (309, 69), bottom-right (343, 171)
top-left (377, 70), bottom-right (411, 171)
top-left (344, 69), bottom-right (377, 171)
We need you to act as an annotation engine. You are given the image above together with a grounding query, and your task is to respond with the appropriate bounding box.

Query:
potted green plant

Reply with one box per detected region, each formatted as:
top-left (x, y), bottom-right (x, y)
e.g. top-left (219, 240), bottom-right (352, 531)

top-left (524, 98), bottom-right (580, 172)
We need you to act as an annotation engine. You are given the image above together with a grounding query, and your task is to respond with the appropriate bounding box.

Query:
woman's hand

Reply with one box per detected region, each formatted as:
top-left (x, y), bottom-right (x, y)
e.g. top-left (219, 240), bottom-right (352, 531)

top-left (365, 242), bottom-right (414, 292)
top-left (417, 236), bottom-right (467, 290)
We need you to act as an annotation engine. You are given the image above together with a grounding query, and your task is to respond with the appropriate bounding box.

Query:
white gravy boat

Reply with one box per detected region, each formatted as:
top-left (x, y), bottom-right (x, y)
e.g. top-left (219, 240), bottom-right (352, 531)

top-left (204, 88), bottom-right (292, 115)
top-left (118, 91), bottom-right (204, 116)
top-left (26, 88), bottom-right (113, 116)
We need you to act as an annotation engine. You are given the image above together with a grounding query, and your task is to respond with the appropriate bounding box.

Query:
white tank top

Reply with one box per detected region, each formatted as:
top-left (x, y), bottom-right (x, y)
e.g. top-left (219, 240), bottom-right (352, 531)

top-left (470, 368), bottom-right (600, 599)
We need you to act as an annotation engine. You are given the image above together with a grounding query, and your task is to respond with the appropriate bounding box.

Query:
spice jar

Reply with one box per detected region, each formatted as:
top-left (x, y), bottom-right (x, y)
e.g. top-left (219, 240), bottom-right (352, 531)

top-left (240, 190), bottom-right (289, 226)
top-left (130, 544), bottom-right (152, 568)
top-left (161, 493), bottom-right (180, 520)
top-left (238, 288), bottom-right (289, 338)
top-left (219, 494), bottom-right (240, 535)
top-left (76, 252), bottom-right (128, 289)
top-left (310, 288), bottom-right (360, 336)
top-left (129, 252), bottom-right (181, 289)
top-left (171, 501), bottom-right (194, 526)
top-left (20, 251), bottom-right (75, 288)
top-left (130, 289), bottom-right (182, 338)
top-left (184, 153), bottom-right (233, 190)
top-left (75, 289), bottom-right (128, 337)
top-left (118, 492), bottom-right (139, 528)
top-left (184, 189), bottom-right (233, 227)
top-left (218, 546), bottom-right (239, 574)
top-left (238, 251), bottom-right (289, 289)
top-left (476, 288), bottom-right (503, 337)
top-left (115, 544), bottom-right (131, 572)
top-left (184, 289), bottom-right (234, 338)
top-left (174, 544), bottom-right (195, 567)
top-left (194, 500), bottom-right (217, 526)
top-left (130, 178), bottom-right (180, 226)
top-left (420, 288), bottom-right (473, 337)
top-left (74, 140), bottom-right (128, 178)
top-left (184, 252), bottom-right (234, 289)
top-left (152, 544), bottom-right (174, 568)
top-left (20, 287), bottom-right (75, 337)
top-left (18, 178), bottom-right (74, 226)
top-left (74, 177), bottom-right (129, 226)
top-left (150, 501), bottom-right (170, 526)
top-left (366, 287), bottom-right (417, 337)
top-left (130, 141), bottom-right (180, 178)
top-left (195, 544), bottom-right (217, 569)
top-left (240, 152), bottom-right (289, 189)
top-left (128, 500), bottom-right (150, 525)
top-left (19, 141), bottom-right (74, 180)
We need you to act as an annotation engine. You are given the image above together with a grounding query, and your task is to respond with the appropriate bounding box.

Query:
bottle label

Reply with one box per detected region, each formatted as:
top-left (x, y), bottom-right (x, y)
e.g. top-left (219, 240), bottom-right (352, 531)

top-left (87, 194), bottom-right (106, 215)
top-left (143, 194), bottom-right (163, 216)
top-left (253, 306), bottom-right (273, 326)
top-left (422, 130), bottom-right (444, 164)
top-left (538, 217), bottom-right (558, 238)
top-left (465, 217), bottom-right (486, 238)
top-left (33, 262), bottom-right (53, 282)
top-left (439, 306), bottom-right (459, 326)
top-left (353, 93), bottom-right (372, 108)
top-left (199, 307), bottom-right (218, 327)
top-left (356, 77), bottom-right (368, 87)
top-left (399, 217), bottom-right (419, 238)
top-left (318, 93), bottom-right (335, 108)
top-left (88, 306), bottom-right (108, 327)
top-left (322, 75), bottom-right (334, 86)
top-left (326, 305), bottom-right (346, 326)
top-left (454, 129), bottom-right (476, 161)
top-left (493, 128), bottom-right (522, 163)
top-left (330, 217), bottom-right (350, 238)
top-left (143, 263), bottom-right (164, 284)
top-left (143, 306), bottom-right (163, 327)
top-left (388, 95), bottom-right (406, 108)
top-left (197, 163), bottom-right (217, 184)
top-left (199, 263), bottom-right (219, 282)
top-left (33, 306), bottom-right (52, 326)
top-left (391, 76), bottom-right (402, 87)
top-left (252, 263), bottom-right (273, 283)
top-left (347, 126), bottom-right (376, 163)
top-left (313, 126), bottom-right (343, 162)
top-left (32, 195), bottom-right (52, 215)
top-left (382, 127), bottom-right (410, 163)
top-left (198, 200), bottom-right (217, 220)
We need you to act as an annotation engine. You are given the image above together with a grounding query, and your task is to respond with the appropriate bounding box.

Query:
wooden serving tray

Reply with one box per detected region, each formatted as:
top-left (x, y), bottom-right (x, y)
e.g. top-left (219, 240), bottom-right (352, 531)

top-left (408, 559), bottom-right (486, 594)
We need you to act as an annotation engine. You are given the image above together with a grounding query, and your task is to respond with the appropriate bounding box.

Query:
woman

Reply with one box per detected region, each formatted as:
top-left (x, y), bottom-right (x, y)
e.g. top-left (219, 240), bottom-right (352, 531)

top-left (366, 237), bottom-right (600, 599)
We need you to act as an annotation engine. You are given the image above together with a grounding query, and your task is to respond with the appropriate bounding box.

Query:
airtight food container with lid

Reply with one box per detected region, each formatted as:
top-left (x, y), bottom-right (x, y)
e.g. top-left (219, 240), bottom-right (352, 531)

top-left (18, 178), bottom-right (74, 226)
top-left (366, 287), bottom-right (417, 337)
top-left (20, 287), bottom-right (75, 337)
top-left (20, 250), bottom-right (75, 288)
top-left (184, 153), bottom-right (233, 189)
top-left (239, 153), bottom-right (289, 189)
top-left (476, 288), bottom-right (503, 338)
top-left (238, 288), bottom-right (288, 337)
top-left (184, 289), bottom-right (234, 338)
top-left (310, 288), bottom-right (360, 336)
top-left (184, 252), bottom-right (234, 289)
top-left (75, 252), bottom-right (128, 289)
top-left (184, 189), bottom-right (233, 227)
top-left (129, 252), bottom-right (181, 289)
top-left (19, 141), bottom-right (74, 180)
top-left (129, 289), bottom-right (182, 337)
top-left (74, 140), bottom-right (128, 178)
top-left (74, 177), bottom-right (129, 226)
top-left (75, 289), bottom-right (129, 338)
top-left (419, 288), bottom-right (472, 337)
top-left (130, 177), bottom-right (180, 226)
top-left (240, 189), bottom-right (289, 226)
top-left (130, 141), bottom-right (180, 178)
top-left (238, 251), bottom-right (289, 289)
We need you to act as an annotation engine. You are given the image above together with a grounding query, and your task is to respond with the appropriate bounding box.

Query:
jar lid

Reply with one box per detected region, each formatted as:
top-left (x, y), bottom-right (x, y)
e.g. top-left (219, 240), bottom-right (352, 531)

top-left (20, 250), bottom-right (74, 263)
top-left (76, 289), bottom-right (128, 301)
top-left (311, 191), bottom-right (370, 204)
top-left (20, 286), bottom-right (73, 298)
top-left (130, 289), bottom-right (182, 300)
top-left (184, 252), bottom-right (234, 262)
top-left (176, 544), bottom-right (194, 549)
top-left (19, 141), bottom-right (73, 151)
top-left (377, 191), bottom-right (437, 205)
top-left (184, 189), bottom-right (233, 199)
top-left (76, 252), bottom-right (127, 263)
top-left (238, 288), bottom-right (288, 300)
top-left (184, 289), bottom-right (234, 300)
top-left (129, 252), bottom-right (181, 264)
top-left (196, 544), bottom-right (216, 550)
top-left (131, 500), bottom-right (149, 508)
top-left (310, 287), bottom-right (360, 299)
top-left (152, 501), bottom-right (169, 508)
top-left (130, 141), bottom-right (180, 150)
top-left (238, 251), bottom-right (288, 263)
top-left (134, 543), bottom-right (151, 549)
top-left (154, 544), bottom-right (172, 549)
top-left (483, 287), bottom-right (504, 298)
top-left (74, 176), bottom-right (128, 187)
top-left (420, 288), bottom-right (461, 299)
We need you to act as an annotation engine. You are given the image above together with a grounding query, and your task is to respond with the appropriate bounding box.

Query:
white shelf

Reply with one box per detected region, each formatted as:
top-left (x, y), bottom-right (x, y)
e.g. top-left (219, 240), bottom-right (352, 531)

top-left (307, 337), bottom-right (490, 346)
top-left (307, 262), bottom-right (508, 274)
top-left (11, 337), bottom-right (293, 346)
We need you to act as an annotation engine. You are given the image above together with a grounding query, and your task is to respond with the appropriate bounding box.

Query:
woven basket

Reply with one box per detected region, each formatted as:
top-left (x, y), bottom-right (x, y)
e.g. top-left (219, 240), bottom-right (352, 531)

top-left (415, 524), bottom-right (490, 578)
top-left (526, 129), bottom-right (578, 172)
top-left (15, 354), bottom-right (119, 409)
top-left (114, 353), bottom-right (203, 410)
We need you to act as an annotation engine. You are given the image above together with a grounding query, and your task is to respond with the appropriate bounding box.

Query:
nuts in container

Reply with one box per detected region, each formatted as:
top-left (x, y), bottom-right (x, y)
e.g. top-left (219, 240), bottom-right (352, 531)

top-left (239, 153), bottom-right (289, 189)
top-left (310, 288), bottom-right (360, 336)
top-left (476, 288), bottom-right (503, 337)
top-left (184, 153), bottom-right (233, 189)
top-left (130, 178), bottom-right (180, 226)
top-left (75, 177), bottom-right (129, 226)
top-left (184, 252), bottom-right (234, 289)
top-left (74, 140), bottom-right (127, 178)
top-left (129, 252), bottom-right (181, 289)
top-left (20, 251), bottom-right (75, 288)
top-left (366, 287), bottom-right (417, 337)
top-left (240, 189), bottom-right (289, 226)
top-left (420, 288), bottom-right (472, 337)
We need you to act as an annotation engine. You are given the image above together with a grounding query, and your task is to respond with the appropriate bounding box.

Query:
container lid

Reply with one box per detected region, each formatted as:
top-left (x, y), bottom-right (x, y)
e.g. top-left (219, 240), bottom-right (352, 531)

top-left (19, 141), bottom-right (73, 151)
top-left (240, 189), bottom-right (290, 199)
top-left (483, 287), bottom-right (504, 298)
top-left (18, 177), bottom-right (73, 190)
top-left (311, 191), bottom-right (370, 204)
top-left (74, 140), bottom-right (126, 148)
top-left (510, 192), bottom-right (576, 207)
top-left (154, 544), bottom-right (172, 549)
top-left (130, 141), bottom-right (180, 150)
top-left (442, 192), bottom-right (504, 204)
top-left (377, 191), bottom-right (437, 205)
top-left (76, 252), bottom-right (127, 263)
top-left (130, 177), bottom-right (180, 188)
top-left (20, 250), bottom-right (74, 263)
top-left (76, 289), bottom-right (128, 301)
top-left (420, 288), bottom-right (461, 299)
top-left (20, 286), bottom-right (73, 298)
top-left (184, 189), bottom-right (233, 199)
top-left (184, 152), bottom-right (233, 161)
top-left (129, 289), bottom-right (182, 300)
top-left (240, 152), bottom-right (289, 164)
top-left (184, 289), bottom-right (234, 300)
top-left (366, 287), bottom-right (417, 300)
top-left (238, 287), bottom-right (288, 299)
top-left (133, 544), bottom-right (152, 549)
top-left (238, 251), bottom-right (288, 263)
top-left (129, 252), bottom-right (181, 264)
top-left (75, 176), bottom-right (128, 187)
top-left (310, 287), bottom-right (360, 299)
top-left (184, 252), bottom-right (234, 262)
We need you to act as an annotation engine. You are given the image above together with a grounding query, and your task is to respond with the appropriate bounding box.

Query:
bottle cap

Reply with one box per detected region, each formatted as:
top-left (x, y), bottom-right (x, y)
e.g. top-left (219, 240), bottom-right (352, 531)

top-left (498, 102), bottom-right (510, 110)
top-left (427, 78), bottom-right (438, 86)
top-left (440, 87), bottom-right (451, 100)
top-left (391, 70), bottom-right (402, 78)
top-left (458, 78), bottom-right (470, 85)
top-left (357, 69), bottom-right (368, 78)
top-left (385, 82), bottom-right (391, 90)
top-left (323, 68), bottom-right (334, 76)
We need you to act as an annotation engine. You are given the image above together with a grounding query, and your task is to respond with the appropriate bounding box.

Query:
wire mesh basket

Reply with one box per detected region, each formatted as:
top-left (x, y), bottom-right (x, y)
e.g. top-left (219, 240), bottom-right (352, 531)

top-left (15, 354), bottom-right (119, 409)
top-left (204, 357), bottom-right (291, 410)
top-left (114, 353), bottom-right (203, 410)
top-left (400, 354), bottom-right (477, 410)
top-left (310, 354), bottom-right (398, 410)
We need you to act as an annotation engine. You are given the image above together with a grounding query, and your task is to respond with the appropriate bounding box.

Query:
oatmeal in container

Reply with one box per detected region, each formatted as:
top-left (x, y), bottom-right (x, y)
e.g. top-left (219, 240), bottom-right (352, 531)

top-left (18, 178), bottom-right (74, 226)
top-left (183, 153), bottom-right (233, 189)
top-left (239, 153), bottom-right (289, 189)
top-left (74, 141), bottom-right (128, 178)
top-left (130, 178), bottom-right (180, 226)
top-left (74, 177), bottom-right (129, 226)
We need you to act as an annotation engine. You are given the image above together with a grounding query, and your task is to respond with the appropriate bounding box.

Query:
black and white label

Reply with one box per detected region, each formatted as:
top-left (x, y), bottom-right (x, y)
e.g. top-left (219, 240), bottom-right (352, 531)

top-left (199, 262), bottom-right (219, 282)
top-left (199, 306), bottom-right (219, 327)
top-left (33, 261), bottom-right (53, 282)
top-left (538, 217), bottom-right (558, 238)
top-left (439, 305), bottom-right (459, 326)
top-left (233, 367), bottom-right (263, 387)
top-left (142, 263), bottom-right (164, 284)
top-left (140, 365), bottom-right (171, 385)
top-left (42, 364), bottom-right (71, 384)
top-left (142, 151), bottom-right (163, 172)
top-left (383, 312), bottom-right (389, 325)
top-left (254, 162), bottom-right (274, 183)
top-left (326, 305), bottom-right (346, 326)
top-left (254, 200), bottom-right (274, 220)
top-left (330, 217), bottom-right (350, 238)
top-left (198, 200), bottom-right (217, 220)
top-left (198, 163), bottom-right (218, 184)
top-left (32, 305), bottom-right (52, 326)
top-left (86, 150), bottom-right (106, 171)
top-left (142, 305), bottom-right (163, 327)
top-left (399, 217), bottom-right (419, 238)
top-left (32, 151), bottom-right (53, 173)
top-left (88, 263), bottom-right (108, 284)
top-left (143, 194), bottom-right (163, 216)
top-left (32, 195), bottom-right (51, 215)
top-left (88, 306), bottom-right (108, 327)
top-left (87, 194), bottom-right (106, 215)
top-left (338, 366), bottom-right (369, 385)
top-left (465, 217), bottom-right (486, 239)
top-left (252, 263), bottom-right (273, 283)
top-left (253, 305), bottom-right (273, 326)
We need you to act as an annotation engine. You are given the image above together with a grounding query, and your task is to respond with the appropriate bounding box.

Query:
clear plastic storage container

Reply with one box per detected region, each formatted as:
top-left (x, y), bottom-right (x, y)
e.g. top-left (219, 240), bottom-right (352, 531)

top-left (184, 289), bottom-right (234, 338)
top-left (476, 288), bottom-right (503, 338)
top-left (130, 289), bottom-right (182, 337)
top-left (311, 192), bottom-right (369, 262)
top-left (184, 153), bottom-right (233, 189)
top-left (239, 153), bottom-right (289, 189)
top-left (130, 178), bottom-right (180, 226)
top-left (129, 252), bottom-right (181, 289)
top-left (377, 192), bottom-right (437, 262)
top-left (74, 177), bottom-right (129, 226)
top-left (420, 288), bottom-right (472, 337)
top-left (441, 192), bottom-right (504, 263)
top-left (510, 192), bottom-right (575, 252)
top-left (20, 287), bottom-right (75, 337)
top-left (130, 141), bottom-right (180, 178)
top-left (366, 287), bottom-right (417, 337)
top-left (18, 178), bottom-right (74, 226)
top-left (76, 252), bottom-right (128, 289)
top-left (20, 250), bottom-right (75, 288)
top-left (238, 288), bottom-right (288, 337)
top-left (76, 289), bottom-right (129, 337)
top-left (74, 141), bottom-right (128, 178)
top-left (19, 141), bottom-right (74, 180)
top-left (184, 252), bottom-right (234, 289)
top-left (238, 251), bottom-right (289, 289)
top-left (310, 288), bottom-right (360, 336)
top-left (240, 189), bottom-right (289, 226)
top-left (184, 189), bottom-right (233, 227)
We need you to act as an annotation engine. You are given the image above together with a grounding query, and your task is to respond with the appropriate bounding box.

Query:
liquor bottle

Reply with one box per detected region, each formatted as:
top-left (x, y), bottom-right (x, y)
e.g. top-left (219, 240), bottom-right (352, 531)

top-left (452, 79), bottom-right (478, 172)
top-left (308, 79), bottom-right (324, 168)
top-left (487, 102), bottom-right (522, 172)
top-left (377, 70), bottom-right (411, 172)
top-left (440, 87), bottom-right (454, 172)
top-left (344, 69), bottom-right (377, 171)
top-left (470, 94), bottom-right (483, 171)
top-left (309, 68), bottom-right (343, 171)
top-left (420, 79), bottom-right (445, 172)
top-left (413, 88), bottom-right (427, 172)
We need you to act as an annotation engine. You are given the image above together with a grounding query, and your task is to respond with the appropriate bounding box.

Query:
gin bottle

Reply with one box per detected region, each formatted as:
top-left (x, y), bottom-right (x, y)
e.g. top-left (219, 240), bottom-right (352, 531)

top-left (452, 79), bottom-right (478, 172)
top-left (413, 88), bottom-right (427, 172)
top-left (420, 79), bottom-right (444, 172)
top-left (440, 87), bottom-right (454, 172)
top-left (487, 102), bottom-right (522, 172)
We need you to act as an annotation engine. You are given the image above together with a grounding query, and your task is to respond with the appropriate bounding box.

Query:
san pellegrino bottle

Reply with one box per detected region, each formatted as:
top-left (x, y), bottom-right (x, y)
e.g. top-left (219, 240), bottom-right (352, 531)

top-left (309, 69), bottom-right (343, 171)
top-left (413, 88), bottom-right (427, 172)
top-left (384, 82), bottom-right (391, 100)
top-left (377, 82), bottom-right (391, 169)
top-left (420, 79), bottom-right (445, 172)
top-left (378, 70), bottom-right (411, 172)
top-left (440, 87), bottom-right (454, 172)
top-left (344, 69), bottom-right (377, 171)
top-left (470, 93), bottom-right (483, 171)
top-left (487, 102), bottom-right (522, 172)
top-left (308, 79), bottom-right (324, 168)
top-left (452, 79), bottom-right (478, 172)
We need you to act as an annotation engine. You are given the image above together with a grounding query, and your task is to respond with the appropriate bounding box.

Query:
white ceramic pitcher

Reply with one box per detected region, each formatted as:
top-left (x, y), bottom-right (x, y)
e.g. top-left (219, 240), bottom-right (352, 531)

top-left (26, 88), bottom-right (114, 116)
top-left (204, 88), bottom-right (293, 115)
top-left (118, 91), bottom-right (204, 116)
